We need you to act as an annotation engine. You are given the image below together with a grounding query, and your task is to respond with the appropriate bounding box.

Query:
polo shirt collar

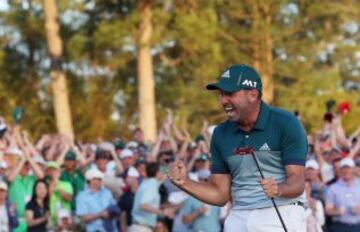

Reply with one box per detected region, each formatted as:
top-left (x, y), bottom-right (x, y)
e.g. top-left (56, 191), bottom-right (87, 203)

top-left (227, 101), bottom-right (270, 132)
top-left (253, 101), bottom-right (270, 130)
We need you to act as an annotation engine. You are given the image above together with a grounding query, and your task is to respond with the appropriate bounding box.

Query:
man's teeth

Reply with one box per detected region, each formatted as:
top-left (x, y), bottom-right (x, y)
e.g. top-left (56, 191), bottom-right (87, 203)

top-left (225, 106), bottom-right (234, 112)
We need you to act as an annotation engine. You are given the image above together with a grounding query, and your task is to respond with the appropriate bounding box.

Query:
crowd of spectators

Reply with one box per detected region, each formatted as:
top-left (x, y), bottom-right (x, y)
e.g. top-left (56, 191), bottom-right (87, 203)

top-left (0, 105), bottom-right (359, 232)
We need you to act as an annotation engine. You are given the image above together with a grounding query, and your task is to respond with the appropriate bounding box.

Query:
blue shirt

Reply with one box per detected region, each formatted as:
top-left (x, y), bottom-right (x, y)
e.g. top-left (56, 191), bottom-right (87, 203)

top-left (182, 196), bottom-right (221, 232)
top-left (325, 179), bottom-right (360, 224)
top-left (76, 187), bottom-right (116, 232)
top-left (131, 178), bottom-right (160, 227)
top-left (210, 102), bottom-right (308, 210)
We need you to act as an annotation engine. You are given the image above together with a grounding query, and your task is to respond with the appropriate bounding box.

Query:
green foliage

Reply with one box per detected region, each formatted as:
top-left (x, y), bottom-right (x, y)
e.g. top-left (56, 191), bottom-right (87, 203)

top-left (0, 0), bottom-right (359, 140)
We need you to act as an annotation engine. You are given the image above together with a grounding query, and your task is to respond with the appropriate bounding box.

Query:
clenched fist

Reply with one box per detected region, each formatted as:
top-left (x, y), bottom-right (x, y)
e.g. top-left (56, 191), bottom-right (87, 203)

top-left (258, 177), bottom-right (281, 198)
top-left (168, 159), bottom-right (188, 187)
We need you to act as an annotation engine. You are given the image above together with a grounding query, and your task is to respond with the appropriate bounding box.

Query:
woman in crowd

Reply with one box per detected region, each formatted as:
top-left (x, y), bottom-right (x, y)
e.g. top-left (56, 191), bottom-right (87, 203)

top-left (25, 179), bottom-right (50, 232)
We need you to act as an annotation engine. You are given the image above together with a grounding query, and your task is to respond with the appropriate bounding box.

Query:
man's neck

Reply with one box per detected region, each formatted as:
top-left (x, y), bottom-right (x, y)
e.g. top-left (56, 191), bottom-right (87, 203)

top-left (239, 102), bottom-right (261, 132)
top-left (342, 178), bottom-right (354, 185)
top-left (89, 186), bottom-right (100, 192)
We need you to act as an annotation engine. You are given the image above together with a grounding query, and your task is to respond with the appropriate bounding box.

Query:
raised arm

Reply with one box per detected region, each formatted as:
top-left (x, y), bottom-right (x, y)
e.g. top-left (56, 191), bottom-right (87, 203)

top-left (148, 130), bottom-right (165, 161)
top-left (109, 146), bottom-right (124, 174)
top-left (22, 131), bottom-right (40, 157)
top-left (168, 160), bottom-right (231, 206)
top-left (8, 157), bottom-right (26, 182)
top-left (25, 148), bottom-right (45, 179)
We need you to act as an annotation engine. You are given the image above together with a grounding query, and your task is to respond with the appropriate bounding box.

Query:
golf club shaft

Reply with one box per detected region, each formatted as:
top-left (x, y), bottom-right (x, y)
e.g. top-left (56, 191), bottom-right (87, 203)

top-left (250, 152), bottom-right (288, 232)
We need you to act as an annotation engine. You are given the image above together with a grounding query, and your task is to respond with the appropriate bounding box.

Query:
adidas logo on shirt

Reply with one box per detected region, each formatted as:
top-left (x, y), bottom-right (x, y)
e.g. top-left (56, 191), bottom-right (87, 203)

top-left (259, 143), bottom-right (271, 151)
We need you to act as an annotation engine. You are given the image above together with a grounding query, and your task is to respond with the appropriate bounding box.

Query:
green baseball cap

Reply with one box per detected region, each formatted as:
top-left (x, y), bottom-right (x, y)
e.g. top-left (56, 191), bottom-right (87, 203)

top-left (206, 64), bottom-right (262, 93)
top-left (65, 150), bottom-right (76, 161)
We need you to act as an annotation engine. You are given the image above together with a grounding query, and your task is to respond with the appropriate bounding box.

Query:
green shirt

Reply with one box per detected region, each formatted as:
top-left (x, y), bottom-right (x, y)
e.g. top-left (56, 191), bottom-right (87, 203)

top-left (49, 181), bottom-right (73, 224)
top-left (60, 169), bottom-right (85, 209)
top-left (9, 174), bottom-right (36, 218)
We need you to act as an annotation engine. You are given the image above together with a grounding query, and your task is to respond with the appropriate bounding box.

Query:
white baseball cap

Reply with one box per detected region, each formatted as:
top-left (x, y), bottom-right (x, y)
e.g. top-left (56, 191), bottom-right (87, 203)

top-left (0, 161), bottom-right (8, 169)
top-left (98, 141), bottom-right (115, 153)
top-left (305, 160), bottom-right (319, 170)
top-left (197, 169), bottom-right (211, 180)
top-left (120, 149), bottom-right (134, 160)
top-left (5, 147), bottom-right (23, 156)
top-left (0, 123), bottom-right (7, 131)
top-left (85, 168), bottom-right (105, 180)
top-left (127, 166), bottom-right (139, 178)
top-left (58, 209), bottom-right (71, 219)
top-left (126, 141), bottom-right (139, 149)
top-left (32, 155), bottom-right (46, 165)
top-left (340, 158), bottom-right (355, 168)
top-left (0, 181), bottom-right (8, 191)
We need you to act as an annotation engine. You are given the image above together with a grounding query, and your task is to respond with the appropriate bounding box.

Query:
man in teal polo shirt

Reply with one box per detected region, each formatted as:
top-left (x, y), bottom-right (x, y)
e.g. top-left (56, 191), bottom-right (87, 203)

top-left (168, 64), bottom-right (308, 232)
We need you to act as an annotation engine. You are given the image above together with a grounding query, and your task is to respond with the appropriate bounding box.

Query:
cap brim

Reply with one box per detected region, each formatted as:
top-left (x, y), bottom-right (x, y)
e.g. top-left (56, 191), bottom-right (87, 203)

top-left (206, 82), bottom-right (240, 92)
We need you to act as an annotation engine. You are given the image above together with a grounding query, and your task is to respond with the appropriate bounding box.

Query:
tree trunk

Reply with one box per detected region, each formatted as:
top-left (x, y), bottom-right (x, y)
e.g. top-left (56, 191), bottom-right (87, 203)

top-left (137, 0), bottom-right (157, 143)
top-left (250, 3), bottom-right (261, 72)
top-left (43, 0), bottom-right (74, 139)
top-left (260, 3), bottom-right (274, 103)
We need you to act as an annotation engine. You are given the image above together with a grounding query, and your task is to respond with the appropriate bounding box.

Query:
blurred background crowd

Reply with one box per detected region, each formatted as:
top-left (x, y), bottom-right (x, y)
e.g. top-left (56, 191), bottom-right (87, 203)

top-left (0, 1), bottom-right (360, 232)
top-left (0, 103), bottom-right (359, 232)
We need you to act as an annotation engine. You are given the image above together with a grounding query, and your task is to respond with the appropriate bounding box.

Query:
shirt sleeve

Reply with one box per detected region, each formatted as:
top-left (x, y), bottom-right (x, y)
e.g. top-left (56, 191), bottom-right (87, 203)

top-left (280, 116), bottom-right (308, 166)
top-left (76, 193), bottom-right (87, 216)
top-left (25, 201), bottom-right (33, 211)
top-left (325, 185), bottom-right (336, 207)
top-left (140, 187), bottom-right (156, 205)
top-left (210, 127), bottom-right (230, 174)
top-left (181, 198), bottom-right (194, 215)
top-left (60, 182), bottom-right (74, 195)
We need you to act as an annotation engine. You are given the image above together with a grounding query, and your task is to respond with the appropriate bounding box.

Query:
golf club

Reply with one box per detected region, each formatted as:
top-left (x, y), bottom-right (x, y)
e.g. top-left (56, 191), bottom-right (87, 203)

top-left (233, 147), bottom-right (288, 232)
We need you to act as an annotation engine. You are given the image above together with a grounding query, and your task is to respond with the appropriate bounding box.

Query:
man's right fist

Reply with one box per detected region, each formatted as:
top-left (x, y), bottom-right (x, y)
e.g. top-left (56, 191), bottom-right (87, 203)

top-left (167, 159), bottom-right (187, 187)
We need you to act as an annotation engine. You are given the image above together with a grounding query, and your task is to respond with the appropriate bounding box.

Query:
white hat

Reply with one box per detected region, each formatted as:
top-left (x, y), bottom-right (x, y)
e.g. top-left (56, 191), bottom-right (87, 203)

top-left (57, 209), bottom-right (71, 219)
top-left (188, 172), bottom-right (199, 182)
top-left (98, 142), bottom-right (115, 153)
top-left (127, 166), bottom-right (139, 178)
top-left (126, 141), bottom-right (138, 149)
top-left (197, 169), bottom-right (211, 180)
top-left (5, 147), bottom-right (23, 156)
top-left (340, 158), bottom-right (355, 168)
top-left (305, 160), bottom-right (319, 170)
top-left (0, 161), bottom-right (8, 169)
top-left (120, 149), bottom-right (134, 160)
top-left (85, 168), bottom-right (105, 181)
top-left (32, 155), bottom-right (46, 165)
top-left (0, 181), bottom-right (8, 191)
top-left (0, 123), bottom-right (7, 131)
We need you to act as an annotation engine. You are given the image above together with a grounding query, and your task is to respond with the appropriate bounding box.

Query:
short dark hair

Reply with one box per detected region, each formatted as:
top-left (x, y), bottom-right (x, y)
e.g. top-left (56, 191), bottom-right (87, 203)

top-left (146, 162), bottom-right (160, 178)
top-left (133, 127), bottom-right (142, 134)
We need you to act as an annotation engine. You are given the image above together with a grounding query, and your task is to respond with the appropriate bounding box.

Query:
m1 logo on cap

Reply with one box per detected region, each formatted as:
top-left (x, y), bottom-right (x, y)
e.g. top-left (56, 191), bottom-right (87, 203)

top-left (221, 70), bottom-right (230, 78)
top-left (242, 79), bottom-right (257, 87)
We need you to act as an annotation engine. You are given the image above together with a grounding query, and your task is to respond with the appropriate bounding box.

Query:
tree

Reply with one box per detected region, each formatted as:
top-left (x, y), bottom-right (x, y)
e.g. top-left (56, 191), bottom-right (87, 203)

top-left (43, 0), bottom-right (74, 139)
top-left (137, 0), bottom-right (157, 142)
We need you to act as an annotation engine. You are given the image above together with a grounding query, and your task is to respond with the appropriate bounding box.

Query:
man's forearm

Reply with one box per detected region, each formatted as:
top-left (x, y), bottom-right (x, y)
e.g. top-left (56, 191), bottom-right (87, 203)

top-left (278, 175), bottom-right (305, 198)
top-left (178, 178), bottom-right (230, 206)
top-left (182, 209), bottom-right (201, 224)
top-left (140, 204), bottom-right (163, 216)
top-left (82, 212), bottom-right (102, 223)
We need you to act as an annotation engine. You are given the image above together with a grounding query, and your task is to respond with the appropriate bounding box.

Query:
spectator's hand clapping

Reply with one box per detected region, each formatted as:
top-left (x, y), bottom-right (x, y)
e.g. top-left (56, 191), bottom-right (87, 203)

top-left (197, 205), bottom-right (208, 215)
top-left (101, 210), bottom-right (109, 219)
top-left (163, 208), bottom-right (175, 219)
